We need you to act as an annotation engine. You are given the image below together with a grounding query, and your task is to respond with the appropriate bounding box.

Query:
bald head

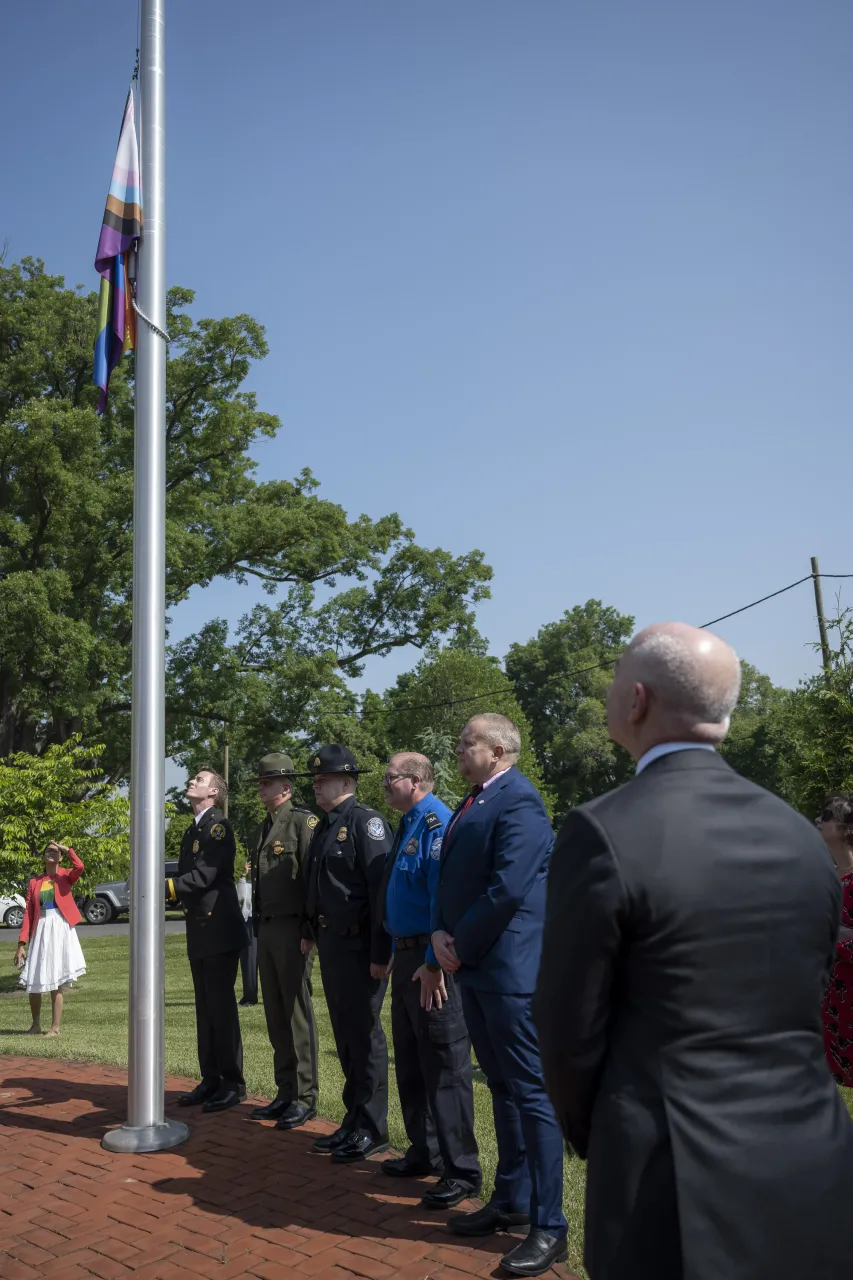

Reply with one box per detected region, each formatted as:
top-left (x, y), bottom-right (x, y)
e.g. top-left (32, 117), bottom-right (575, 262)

top-left (606, 622), bottom-right (741, 761)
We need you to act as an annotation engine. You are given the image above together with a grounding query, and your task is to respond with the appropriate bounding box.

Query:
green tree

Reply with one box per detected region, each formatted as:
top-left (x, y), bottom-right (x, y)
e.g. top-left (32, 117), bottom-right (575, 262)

top-left (0, 737), bottom-right (131, 892)
top-left (719, 661), bottom-right (787, 794)
top-left (379, 648), bottom-right (549, 813)
top-left (505, 600), bottom-right (635, 820)
top-left (0, 258), bottom-right (492, 775)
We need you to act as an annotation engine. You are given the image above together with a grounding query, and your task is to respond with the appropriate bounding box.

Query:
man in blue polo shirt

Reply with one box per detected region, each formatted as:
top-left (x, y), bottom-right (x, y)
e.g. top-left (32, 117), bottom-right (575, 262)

top-left (371, 752), bottom-right (481, 1209)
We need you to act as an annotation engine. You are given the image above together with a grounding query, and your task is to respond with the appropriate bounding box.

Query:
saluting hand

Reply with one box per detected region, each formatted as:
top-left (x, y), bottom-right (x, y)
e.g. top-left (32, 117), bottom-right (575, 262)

top-left (415, 965), bottom-right (447, 1012)
top-left (431, 929), bottom-right (460, 972)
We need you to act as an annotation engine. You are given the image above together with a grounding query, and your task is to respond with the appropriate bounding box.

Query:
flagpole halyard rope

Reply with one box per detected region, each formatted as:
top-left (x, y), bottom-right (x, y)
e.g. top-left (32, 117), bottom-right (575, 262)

top-left (131, 294), bottom-right (170, 342)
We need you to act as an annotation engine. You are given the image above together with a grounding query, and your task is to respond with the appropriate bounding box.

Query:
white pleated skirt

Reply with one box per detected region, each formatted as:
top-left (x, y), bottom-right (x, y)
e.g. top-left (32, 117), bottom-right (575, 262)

top-left (19, 909), bottom-right (86, 994)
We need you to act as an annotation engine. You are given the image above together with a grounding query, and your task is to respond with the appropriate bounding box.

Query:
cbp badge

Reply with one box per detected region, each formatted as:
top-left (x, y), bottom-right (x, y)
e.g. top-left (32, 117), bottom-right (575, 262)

top-left (367, 817), bottom-right (386, 841)
top-left (210, 823), bottom-right (226, 840)
top-left (337, 827), bottom-right (348, 842)
top-left (272, 841), bottom-right (284, 857)
top-left (192, 839), bottom-right (200, 855)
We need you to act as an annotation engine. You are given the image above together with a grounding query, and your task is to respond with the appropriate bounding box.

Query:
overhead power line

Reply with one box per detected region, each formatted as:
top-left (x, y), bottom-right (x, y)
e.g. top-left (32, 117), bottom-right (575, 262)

top-left (370, 570), bottom-right (853, 717)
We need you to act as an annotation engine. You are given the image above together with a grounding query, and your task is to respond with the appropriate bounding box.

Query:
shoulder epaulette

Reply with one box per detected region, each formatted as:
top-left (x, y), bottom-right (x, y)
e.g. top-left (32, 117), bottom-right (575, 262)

top-left (424, 811), bottom-right (442, 831)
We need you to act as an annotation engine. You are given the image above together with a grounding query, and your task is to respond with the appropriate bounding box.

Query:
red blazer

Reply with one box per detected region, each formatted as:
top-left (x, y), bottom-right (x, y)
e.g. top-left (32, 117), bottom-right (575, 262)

top-left (19, 849), bottom-right (85, 942)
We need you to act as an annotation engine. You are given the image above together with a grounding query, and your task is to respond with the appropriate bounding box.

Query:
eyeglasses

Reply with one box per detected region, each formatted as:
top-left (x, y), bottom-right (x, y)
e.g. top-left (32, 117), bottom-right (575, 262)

top-left (382, 773), bottom-right (410, 786)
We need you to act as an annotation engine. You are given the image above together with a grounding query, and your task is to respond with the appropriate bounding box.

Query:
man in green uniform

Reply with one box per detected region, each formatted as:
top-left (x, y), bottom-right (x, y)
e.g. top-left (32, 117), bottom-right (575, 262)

top-left (248, 753), bottom-right (320, 1131)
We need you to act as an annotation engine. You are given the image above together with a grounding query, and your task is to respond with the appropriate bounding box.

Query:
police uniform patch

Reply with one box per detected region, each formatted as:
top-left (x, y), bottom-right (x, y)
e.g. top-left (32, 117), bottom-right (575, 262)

top-left (430, 835), bottom-right (443, 860)
top-left (337, 827), bottom-right (348, 842)
top-left (210, 823), bottom-right (226, 840)
top-left (404, 838), bottom-right (418, 855)
top-left (192, 839), bottom-right (200, 855)
top-left (424, 811), bottom-right (442, 831)
top-left (307, 815), bottom-right (319, 828)
top-left (367, 817), bottom-right (386, 841)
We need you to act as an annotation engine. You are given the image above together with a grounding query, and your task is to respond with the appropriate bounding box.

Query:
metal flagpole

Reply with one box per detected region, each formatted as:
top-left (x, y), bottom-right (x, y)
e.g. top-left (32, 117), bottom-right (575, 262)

top-left (103, 0), bottom-right (188, 1154)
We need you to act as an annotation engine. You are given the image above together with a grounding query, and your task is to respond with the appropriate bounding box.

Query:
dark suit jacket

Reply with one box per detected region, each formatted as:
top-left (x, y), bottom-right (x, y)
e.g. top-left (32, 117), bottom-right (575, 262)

top-left (433, 766), bottom-right (553, 993)
top-left (170, 807), bottom-right (246, 960)
top-left (535, 749), bottom-right (853, 1280)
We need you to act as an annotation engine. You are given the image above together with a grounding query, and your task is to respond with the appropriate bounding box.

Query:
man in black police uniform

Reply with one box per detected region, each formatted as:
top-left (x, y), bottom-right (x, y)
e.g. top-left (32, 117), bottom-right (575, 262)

top-left (302, 745), bottom-right (393, 1162)
top-left (167, 766), bottom-right (247, 1113)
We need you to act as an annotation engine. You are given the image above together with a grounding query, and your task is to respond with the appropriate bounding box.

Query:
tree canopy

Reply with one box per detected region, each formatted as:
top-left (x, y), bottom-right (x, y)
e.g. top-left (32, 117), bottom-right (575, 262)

top-left (0, 258), bottom-right (491, 777)
top-left (0, 737), bottom-right (131, 892)
top-left (505, 600), bottom-right (635, 821)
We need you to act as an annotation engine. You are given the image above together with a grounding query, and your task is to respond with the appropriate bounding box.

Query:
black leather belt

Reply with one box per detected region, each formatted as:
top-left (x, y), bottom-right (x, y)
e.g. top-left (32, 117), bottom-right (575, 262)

top-left (318, 915), bottom-right (361, 938)
top-left (394, 934), bottom-right (431, 949)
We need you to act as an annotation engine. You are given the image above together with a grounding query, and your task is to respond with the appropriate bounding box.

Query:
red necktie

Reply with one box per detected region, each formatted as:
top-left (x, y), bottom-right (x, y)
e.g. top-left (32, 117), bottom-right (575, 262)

top-left (443, 784), bottom-right (483, 853)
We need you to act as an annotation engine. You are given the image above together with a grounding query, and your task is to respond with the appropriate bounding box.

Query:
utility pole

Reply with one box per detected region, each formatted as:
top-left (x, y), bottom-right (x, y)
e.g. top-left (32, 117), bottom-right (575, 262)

top-left (811, 556), bottom-right (832, 676)
top-left (222, 739), bottom-right (230, 818)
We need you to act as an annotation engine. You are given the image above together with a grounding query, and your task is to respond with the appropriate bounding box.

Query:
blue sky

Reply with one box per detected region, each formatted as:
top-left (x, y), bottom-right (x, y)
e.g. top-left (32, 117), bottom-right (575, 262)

top-left (3, 0), bottom-right (852, 696)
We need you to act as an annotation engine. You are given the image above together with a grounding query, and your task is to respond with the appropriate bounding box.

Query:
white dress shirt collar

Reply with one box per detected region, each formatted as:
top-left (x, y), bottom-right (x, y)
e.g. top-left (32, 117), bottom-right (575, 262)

top-left (194, 803), bottom-right (215, 825)
top-left (635, 742), bottom-right (716, 775)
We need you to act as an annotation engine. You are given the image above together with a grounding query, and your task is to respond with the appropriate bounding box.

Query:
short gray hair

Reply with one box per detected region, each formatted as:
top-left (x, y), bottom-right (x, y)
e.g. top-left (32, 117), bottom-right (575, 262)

top-left (469, 713), bottom-right (522, 760)
top-left (631, 632), bottom-right (741, 728)
top-left (390, 752), bottom-right (435, 788)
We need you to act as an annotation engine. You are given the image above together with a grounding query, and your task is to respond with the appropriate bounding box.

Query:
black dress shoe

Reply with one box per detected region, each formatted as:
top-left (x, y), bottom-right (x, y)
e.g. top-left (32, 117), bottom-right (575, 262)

top-left (202, 1084), bottom-right (246, 1113)
top-left (250, 1097), bottom-right (291, 1121)
top-left (331, 1131), bottom-right (390, 1163)
top-left (499, 1230), bottom-right (568, 1277)
top-left (238, 998), bottom-right (257, 1007)
top-left (275, 1102), bottom-right (318, 1130)
top-left (421, 1177), bottom-right (481, 1210)
top-left (449, 1203), bottom-right (531, 1237)
top-left (381, 1153), bottom-right (443, 1179)
top-left (177, 1081), bottom-right (220, 1107)
top-left (313, 1126), bottom-right (354, 1153)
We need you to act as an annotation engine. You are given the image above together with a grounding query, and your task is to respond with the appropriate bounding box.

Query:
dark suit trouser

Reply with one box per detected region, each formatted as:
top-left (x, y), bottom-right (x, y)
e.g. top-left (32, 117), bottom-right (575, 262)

top-left (391, 947), bottom-right (481, 1184)
top-left (239, 920), bottom-right (258, 1002)
top-left (317, 930), bottom-right (388, 1139)
top-left (258, 917), bottom-right (318, 1108)
top-left (189, 950), bottom-right (245, 1088)
top-left (461, 986), bottom-right (566, 1235)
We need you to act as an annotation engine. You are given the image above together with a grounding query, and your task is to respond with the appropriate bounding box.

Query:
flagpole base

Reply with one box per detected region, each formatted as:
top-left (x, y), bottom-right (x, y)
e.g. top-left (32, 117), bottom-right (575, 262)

top-left (102, 1119), bottom-right (189, 1154)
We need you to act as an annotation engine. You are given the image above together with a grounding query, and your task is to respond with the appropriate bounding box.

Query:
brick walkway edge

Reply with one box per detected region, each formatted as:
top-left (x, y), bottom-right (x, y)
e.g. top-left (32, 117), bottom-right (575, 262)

top-left (0, 1057), bottom-right (574, 1280)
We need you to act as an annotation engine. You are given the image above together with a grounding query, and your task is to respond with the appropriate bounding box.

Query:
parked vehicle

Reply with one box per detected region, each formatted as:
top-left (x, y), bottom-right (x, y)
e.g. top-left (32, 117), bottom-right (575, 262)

top-left (0, 893), bottom-right (26, 930)
top-left (78, 860), bottom-right (180, 925)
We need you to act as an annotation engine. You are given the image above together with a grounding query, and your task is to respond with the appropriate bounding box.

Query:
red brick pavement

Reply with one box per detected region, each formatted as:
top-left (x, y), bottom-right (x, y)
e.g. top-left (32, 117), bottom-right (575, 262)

top-left (0, 1057), bottom-right (575, 1280)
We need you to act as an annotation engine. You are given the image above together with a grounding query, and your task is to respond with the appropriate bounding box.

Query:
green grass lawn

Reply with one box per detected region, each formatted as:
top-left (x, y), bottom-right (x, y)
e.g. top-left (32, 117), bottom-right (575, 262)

top-left (2, 933), bottom-right (852, 1279)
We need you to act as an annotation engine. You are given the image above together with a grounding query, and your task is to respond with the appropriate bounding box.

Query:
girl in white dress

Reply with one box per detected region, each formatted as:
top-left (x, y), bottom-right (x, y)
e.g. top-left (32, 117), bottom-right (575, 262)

top-left (14, 843), bottom-right (87, 1036)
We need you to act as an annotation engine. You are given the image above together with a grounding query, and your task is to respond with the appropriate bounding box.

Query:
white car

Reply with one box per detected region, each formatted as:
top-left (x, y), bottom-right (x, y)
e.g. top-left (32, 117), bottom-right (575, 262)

top-left (0, 893), bottom-right (26, 931)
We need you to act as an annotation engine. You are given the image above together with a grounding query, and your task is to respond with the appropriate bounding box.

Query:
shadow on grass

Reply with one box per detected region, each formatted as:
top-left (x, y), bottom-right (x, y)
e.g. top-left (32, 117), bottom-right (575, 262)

top-left (0, 1070), bottom-right (514, 1271)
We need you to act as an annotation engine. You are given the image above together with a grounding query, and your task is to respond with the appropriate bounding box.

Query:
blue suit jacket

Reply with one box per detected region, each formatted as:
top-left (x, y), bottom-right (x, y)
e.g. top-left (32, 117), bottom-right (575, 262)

top-left (433, 766), bottom-right (554, 993)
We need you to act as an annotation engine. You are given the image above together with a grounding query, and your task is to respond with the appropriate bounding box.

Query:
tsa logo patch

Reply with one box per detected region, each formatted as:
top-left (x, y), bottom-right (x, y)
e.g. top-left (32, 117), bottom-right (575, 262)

top-left (430, 836), bottom-right (443, 860)
top-left (366, 817), bottom-right (386, 841)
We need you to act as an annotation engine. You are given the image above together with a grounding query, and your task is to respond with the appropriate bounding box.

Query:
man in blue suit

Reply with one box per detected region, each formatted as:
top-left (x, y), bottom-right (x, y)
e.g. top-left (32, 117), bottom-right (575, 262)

top-left (432, 714), bottom-right (567, 1278)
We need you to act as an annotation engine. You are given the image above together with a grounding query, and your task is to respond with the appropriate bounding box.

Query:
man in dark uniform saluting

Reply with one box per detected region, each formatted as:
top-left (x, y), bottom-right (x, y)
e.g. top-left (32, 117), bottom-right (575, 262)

top-left (248, 752), bottom-right (320, 1131)
top-left (167, 766), bottom-right (246, 1113)
top-left (302, 745), bottom-right (393, 1162)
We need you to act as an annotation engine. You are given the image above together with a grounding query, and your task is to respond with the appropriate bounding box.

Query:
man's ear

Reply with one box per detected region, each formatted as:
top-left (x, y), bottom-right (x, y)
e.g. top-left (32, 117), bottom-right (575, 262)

top-left (628, 681), bottom-right (650, 725)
